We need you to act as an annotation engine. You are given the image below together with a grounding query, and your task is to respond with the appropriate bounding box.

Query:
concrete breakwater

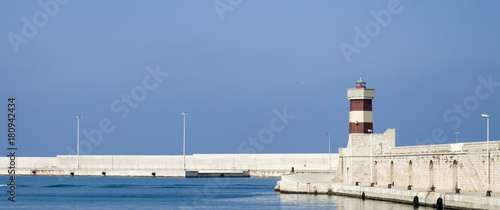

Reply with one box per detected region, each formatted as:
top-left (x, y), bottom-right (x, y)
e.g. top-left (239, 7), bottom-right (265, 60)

top-left (276, 173), bottom-right (500, 209)
top-left (0, 153), bottom-right (338, 178)
top-left (0, 168), bottom-right (335, 178)
top-left (7, 168), bottom-right (248, 178)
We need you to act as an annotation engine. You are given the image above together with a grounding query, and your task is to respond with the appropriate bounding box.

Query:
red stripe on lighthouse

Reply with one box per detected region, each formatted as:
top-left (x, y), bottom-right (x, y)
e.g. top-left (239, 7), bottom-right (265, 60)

top-left (350, 99), bottom-right (372, 111)
top-left (349, 122), bottom-right (373, 134)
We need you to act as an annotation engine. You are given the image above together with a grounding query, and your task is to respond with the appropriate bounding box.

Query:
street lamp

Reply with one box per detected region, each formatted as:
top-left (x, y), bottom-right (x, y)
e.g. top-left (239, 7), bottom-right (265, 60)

top-left (327, 132), bottom-right (332, 170)
top-left (481, 114), bottom-right (490, 194)
top-left (368, 129), bottom-right (374, 186)
top-left (76, 115), bottom-right (82, 169)
top-left (181, 112), bottom-right (188, 171)
top-left (455, 132), bottom-right (460, 144)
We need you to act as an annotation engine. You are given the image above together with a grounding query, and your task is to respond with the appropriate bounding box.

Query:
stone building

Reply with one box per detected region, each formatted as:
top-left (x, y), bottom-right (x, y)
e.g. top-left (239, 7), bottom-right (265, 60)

top-left (334, 79), bottom-right (499, 194)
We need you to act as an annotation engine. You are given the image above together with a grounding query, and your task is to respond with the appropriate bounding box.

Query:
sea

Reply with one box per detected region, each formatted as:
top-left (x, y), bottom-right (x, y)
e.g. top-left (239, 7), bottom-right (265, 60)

top-left (0, 176), bottom-right (433, 209)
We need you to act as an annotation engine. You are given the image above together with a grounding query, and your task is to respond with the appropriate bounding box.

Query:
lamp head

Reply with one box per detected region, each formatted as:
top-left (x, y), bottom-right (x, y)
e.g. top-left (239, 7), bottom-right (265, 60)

top-left (367, 129), bottom-right (373, 133)
top-left (327, 132), bottom-right (332, 135)
top-left (181, 112), bottom-right (188, 116)
top-left (482, 114), bottom-right (490, 118)
top-left (76, 115), bottom-right (81, 119)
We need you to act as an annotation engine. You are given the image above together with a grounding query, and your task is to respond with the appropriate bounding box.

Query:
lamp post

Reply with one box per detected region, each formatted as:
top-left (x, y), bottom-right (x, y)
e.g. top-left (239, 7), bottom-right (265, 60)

top-left (181, 112), bottom-right (188, 171)
top-left (368, 129), bottom-right (374, 186)
top-left (455, 132), bottom-right (460, 143)
top-left (327, 132), bottom-right (332, 170)
top-left (481, 114), bottom-right (490, 193)
top-left (76, 115), bottom-right (81, 169)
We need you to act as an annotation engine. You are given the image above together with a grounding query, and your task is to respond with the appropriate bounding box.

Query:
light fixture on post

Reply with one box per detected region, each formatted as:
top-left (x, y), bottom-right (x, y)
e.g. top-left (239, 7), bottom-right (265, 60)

top-left (455, 132), bottom-right (460, 144)
top-left (76, 115), bottom-right (82, 169)
top-left (181, 112), bottom-right (188, 171)
top-left (481, 114), bottom-right (491, 196)
top-left (367, 129), bottom-right (374, 187)
top-left (327, 132), bottom-right (332, 171)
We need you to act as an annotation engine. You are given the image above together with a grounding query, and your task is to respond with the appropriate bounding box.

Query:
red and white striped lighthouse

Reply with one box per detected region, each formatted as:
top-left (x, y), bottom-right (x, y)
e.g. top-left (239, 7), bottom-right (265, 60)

top-left (348, 78), bottom-right (375, 134)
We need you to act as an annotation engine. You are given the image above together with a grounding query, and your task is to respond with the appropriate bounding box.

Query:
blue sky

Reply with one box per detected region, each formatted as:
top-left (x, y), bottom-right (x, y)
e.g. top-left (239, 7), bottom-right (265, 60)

top-left (1, 1), bottom-right (499, 157)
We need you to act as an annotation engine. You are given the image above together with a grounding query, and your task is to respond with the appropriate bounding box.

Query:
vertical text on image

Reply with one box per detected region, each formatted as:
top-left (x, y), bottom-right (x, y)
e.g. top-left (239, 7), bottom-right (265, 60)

top-left (7, 98), bottom-right (17, 202)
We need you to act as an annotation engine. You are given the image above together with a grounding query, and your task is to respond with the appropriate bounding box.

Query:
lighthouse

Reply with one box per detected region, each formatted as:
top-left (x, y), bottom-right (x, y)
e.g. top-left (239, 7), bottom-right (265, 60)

top-left (347, 78), bottom-right (375, 134)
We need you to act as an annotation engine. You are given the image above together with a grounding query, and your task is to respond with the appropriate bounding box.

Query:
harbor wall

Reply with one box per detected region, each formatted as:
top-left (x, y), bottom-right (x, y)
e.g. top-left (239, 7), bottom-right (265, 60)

top-left (277, 173), bottom-right (500, 210)
top-left (335, 128), bottom-right (500, 193)
top-left (0, 153), bottom-right (339, 177)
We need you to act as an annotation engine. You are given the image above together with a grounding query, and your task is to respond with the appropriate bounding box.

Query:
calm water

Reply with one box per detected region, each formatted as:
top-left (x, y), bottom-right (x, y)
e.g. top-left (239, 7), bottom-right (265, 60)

top-left (0, 176), bottom-right (432, 209)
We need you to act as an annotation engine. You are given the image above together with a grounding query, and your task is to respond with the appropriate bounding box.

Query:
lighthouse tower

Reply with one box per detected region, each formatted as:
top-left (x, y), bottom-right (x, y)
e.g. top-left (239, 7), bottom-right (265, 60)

top-left (347, 78), bottom-right (375, 133)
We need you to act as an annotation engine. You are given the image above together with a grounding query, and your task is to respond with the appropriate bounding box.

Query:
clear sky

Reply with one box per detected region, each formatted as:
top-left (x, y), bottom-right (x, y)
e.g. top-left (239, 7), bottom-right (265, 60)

top-left (1, 1), bottom-right (499, 157)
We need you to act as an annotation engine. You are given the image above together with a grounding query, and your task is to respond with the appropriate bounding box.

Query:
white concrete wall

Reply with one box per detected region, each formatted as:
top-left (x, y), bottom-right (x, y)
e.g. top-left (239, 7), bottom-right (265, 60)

top-left (1, 157), bottom-right (58, 169)
top-left (0, 153), bottom-right (339, 174)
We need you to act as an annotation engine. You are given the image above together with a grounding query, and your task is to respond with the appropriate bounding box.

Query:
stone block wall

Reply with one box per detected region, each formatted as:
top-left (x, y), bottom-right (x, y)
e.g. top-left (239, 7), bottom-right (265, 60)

top-left (369, 151), bottom-right (500, 192)
top-left (336, 128), bottom-right (396, 185)
top-left (336, 127), bottom-right (500, 193)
